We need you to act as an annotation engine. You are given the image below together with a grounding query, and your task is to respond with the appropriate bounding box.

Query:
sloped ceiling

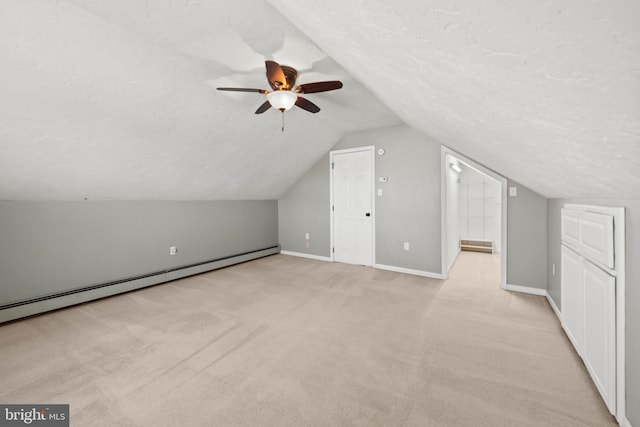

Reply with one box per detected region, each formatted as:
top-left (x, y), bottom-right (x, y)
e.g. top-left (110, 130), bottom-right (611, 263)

top-left (1, 1), bottom-right (639, 201)
top-left (270, 0), bottom-right (640, 199)
top-left (0, 0), bottom-right (399, 200)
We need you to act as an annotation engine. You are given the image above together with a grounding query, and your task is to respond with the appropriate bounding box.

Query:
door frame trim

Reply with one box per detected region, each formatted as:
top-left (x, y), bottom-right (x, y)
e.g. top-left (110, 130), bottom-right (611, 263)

top-left (441, 146), bottom-right (508, 288)
top-left (329, 146), bottom-right (376, 266)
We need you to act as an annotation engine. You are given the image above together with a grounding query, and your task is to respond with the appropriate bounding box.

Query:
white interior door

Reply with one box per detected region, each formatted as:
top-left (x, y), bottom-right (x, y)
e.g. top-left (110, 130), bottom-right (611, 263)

top-left (331, 148), bottom-right (373, 266)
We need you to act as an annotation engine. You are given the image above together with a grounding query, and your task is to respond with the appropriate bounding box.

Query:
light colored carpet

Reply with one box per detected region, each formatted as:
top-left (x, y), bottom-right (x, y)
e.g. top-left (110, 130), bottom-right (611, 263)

top-left (0, 252), bottom-right (617, 426)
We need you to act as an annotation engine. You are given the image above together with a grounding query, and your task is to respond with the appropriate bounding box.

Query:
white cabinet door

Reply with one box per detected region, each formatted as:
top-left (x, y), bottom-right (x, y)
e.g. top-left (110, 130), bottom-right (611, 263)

top-left (561, 245), bottom-right (583, 353)
top-left (580, 211), bottom-right (614, 269)
top-left (562, 209), bottom-right (614, 269)
top-left (583, 260), bottom-right (616, 414)
top-left (561, 208), bottom-right (581, 249)
top-left (561, 205), bottom-right (619, 417)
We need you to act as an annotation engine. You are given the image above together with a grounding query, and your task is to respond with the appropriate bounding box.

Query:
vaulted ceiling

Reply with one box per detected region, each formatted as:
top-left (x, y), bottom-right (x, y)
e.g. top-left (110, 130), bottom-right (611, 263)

top-left (1, 0), bottom-right (638, 200)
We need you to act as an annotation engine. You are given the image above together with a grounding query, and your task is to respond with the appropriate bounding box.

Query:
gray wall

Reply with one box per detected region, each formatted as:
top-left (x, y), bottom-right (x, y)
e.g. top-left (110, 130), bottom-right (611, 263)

top-left (280, 125), bottom-right (548, 284)
top-left (506, 180), bottom-right (547, 289)
top-left (279, 125), bottom-right (442, 273)
top-left (547, 198), bottom-right (640, 426)
top-left (547, 198), bottom-right (564, 306)
top-left (0, 200), bottom-right (278, 306)
top-left (278, 156), bottom-right (331, 257)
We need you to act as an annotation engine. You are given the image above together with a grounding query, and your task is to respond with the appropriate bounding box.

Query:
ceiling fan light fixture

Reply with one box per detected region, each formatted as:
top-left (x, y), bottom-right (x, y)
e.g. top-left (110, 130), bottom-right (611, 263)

top-left (267, 90), bottom-right (297, 111)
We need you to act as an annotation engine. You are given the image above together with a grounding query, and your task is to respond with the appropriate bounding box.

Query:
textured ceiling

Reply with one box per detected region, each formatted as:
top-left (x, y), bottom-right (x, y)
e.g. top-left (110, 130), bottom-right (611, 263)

top-left (0, 0), bottom-right (399, 200)
top-left (1, 1), bottom-right (639, 201)
top-left (270, 0), bottom-right (640, 199)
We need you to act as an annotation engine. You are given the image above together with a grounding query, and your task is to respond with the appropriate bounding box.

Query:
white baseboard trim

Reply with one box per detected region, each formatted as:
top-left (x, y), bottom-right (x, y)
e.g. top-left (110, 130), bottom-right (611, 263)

top-left (545, 292), bottom-right (562, 321)
top-left (279, 253), bottom-right (446, 279)
top-left (280, 250), bottom-right (332, 262)
top-left (619, 415), bottom-right (632, 427)
top-left (447, 248), bottom-right (460, 271)
top-left (374, 264), bottom-right (446, 279)
top-left (504, 283), bottom-right (547, 296)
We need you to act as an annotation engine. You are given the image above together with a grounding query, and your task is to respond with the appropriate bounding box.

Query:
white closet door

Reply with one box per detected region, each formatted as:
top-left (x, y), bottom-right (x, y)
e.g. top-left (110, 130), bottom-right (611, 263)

top-left (561, 245), bottom-right (583, 353)
top-left (583, 260), bottom-right (616, 414)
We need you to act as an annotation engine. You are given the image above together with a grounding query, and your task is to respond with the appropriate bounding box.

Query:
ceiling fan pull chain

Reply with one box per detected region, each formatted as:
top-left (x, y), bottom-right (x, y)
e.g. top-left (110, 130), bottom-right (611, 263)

top-left (281, 111), bottom-right (285, 132)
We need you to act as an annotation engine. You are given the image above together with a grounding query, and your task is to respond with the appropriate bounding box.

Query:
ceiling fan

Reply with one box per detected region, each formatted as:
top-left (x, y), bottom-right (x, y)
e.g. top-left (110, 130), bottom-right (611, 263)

top-left (217, 60), bottom-right (343, 125)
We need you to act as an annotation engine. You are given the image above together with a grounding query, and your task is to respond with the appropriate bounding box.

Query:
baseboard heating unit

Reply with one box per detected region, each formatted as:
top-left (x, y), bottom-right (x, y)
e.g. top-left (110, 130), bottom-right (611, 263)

top-left (0, 245), bottom-right (280, 324)
top-left (460, 239), bottom-right (493, 253)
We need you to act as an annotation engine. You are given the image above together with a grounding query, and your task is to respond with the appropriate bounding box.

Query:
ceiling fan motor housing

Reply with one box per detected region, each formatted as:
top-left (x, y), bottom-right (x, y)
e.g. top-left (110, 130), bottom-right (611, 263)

top-left (278, 65), bottom-right (298, 90)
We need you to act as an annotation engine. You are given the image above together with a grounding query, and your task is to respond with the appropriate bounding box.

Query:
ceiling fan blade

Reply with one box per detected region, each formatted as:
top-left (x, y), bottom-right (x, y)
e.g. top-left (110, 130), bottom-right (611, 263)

top-left (295, 96), bottom-right (320, 113)
top-left (265, 60), bottom-right (287, 90)
top-left (254, 100), bottom-right (272, 114)
top-left (217, 87), bottom-right (269, 94)
top-left (295, 81), bottom-right (343, 94)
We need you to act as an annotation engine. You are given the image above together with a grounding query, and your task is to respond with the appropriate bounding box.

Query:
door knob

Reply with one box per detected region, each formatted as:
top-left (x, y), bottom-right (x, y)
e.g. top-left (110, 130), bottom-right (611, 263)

top-left (365, 212), bottom-right (371, 217)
